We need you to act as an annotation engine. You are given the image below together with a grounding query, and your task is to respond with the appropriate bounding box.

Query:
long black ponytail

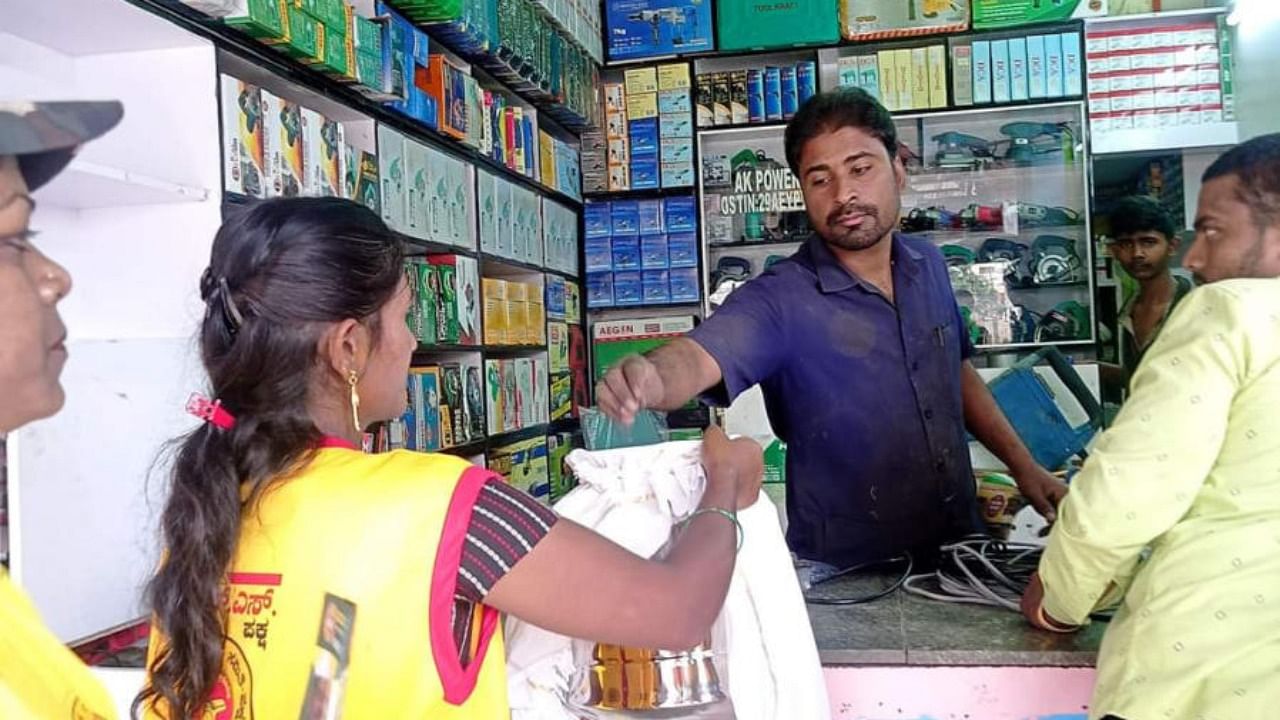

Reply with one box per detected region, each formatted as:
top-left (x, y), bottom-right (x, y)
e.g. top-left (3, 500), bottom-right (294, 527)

top-left (134, 197), bottom-right (403, 719)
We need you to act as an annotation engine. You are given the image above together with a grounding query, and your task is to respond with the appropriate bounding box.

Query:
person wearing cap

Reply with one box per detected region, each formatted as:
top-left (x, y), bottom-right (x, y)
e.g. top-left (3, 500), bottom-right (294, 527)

top-left (1, 100), bottom-right (124, 718)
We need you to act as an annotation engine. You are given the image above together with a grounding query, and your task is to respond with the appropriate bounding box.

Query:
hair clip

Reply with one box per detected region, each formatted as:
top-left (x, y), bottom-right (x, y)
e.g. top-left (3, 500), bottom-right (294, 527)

top-left (186, 393), bottom-right (237, 430)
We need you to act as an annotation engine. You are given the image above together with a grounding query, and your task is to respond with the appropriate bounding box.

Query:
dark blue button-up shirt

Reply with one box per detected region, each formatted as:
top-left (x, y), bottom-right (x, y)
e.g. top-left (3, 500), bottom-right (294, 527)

top-left (690, 233), bottom-right (982, 568)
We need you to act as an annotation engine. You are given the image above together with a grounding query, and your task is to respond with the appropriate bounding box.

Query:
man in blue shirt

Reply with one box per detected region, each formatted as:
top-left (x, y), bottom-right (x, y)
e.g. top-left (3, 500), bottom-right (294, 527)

top-left (598, 89), bottom-right (1064, 572)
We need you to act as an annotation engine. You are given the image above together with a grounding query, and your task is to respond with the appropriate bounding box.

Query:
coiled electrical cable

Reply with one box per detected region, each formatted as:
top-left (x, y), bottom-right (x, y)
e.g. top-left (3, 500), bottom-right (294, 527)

top-left (902, 536), bottom-right (1042, 612)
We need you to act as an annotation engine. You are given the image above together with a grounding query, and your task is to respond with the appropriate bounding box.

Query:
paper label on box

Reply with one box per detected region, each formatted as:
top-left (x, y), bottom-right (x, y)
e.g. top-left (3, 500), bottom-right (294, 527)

top-left (1132, 33), bottom-right (1153, 50)
top-left (1089, 96), bottom-right (1111, 114)
top-left (1156, 108), bottom-right (1179, 128)
top-left (1178, 106), bottom-right (1201, 125)
top-left (1177, 88), bottom-right (1199, 107)
top-left (1112, 112), bottom-right (1135, 129)
top-left (1088, 76), bottom-right (1110, 95)
top-left (1174, 30), bottom-right (1195, 47)
top-left (1176, 68), bottom-right (1198, 86)
top-left (1132, 91), bottom-right (1155, 110)
top-left (1197, 46), bottom-right (1220, 65)
top-left (1151, 52), bottom-right (1175, 68)
top-left (1198, 67), bottom-right (1221, 86)
top-left (1154, 69), bottom-right (1178, 88)
top-left (1109, 54), bottom-right (1132, 72)
top-left (626, 93), bottom-right (658, 120)
top-left (1151, 31), bottom-right (1173, 48)
top-left (1091, 116), bottom-right (1111, 133)
top-left (1110, 93), bottom-right (1134, 112)
top-left (1155, 88), bottom-right (1178, 107)
top-left (1133, 109), bottom-right (1156, 129)
top-left (1086, 36), bottom-right (1108, 54)
top-left (1200, 88), bottom-right (1222, 106)
top-left (1201, 107), bottom-right (1223, 124)
top-left (1109, 75), bottom-right (1133, 93)
top-left (1131, 74), bottom-right (1155, 90)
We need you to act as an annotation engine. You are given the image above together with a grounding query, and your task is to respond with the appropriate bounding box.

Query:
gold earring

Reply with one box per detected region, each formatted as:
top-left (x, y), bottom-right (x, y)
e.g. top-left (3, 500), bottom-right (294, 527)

top-left (348, 370), bottom-right (362, 434)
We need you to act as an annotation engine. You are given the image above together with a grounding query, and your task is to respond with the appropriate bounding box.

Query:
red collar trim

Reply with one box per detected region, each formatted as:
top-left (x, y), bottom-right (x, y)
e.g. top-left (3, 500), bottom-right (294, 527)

top-left (318, 435), bottom-right (359, 450)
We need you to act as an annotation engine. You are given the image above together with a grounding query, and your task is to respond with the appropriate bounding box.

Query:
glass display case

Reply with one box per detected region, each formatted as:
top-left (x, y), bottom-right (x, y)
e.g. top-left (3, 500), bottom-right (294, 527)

top-left (895, 102), bottom-right (1094, 349)
top-left (697, 125), bottom-right (811, 310)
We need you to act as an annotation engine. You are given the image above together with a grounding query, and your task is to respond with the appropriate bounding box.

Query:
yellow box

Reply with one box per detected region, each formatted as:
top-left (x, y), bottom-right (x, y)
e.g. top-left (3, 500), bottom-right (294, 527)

top-left (928, 45), bottom-right (948, 109)
top-left (624, 67), bottom-right (658, 95)
top-left (658, 63), bottom-right (691, 90)
top-left (877, 50), bottom-right (898, 111)
top-left (894, 48), bottom-right (914, 110)
top-left (539, 129), bottom-right (556, 186)
top-left (911, 47), bottom-right (929, 110)
top-left (625, 93), bottom-right (658, 120)
top-left (528, 301), bottom-right (546, 344)
top-left (507, 281), bottom-right (529, 302)
top-left (483, 277), bottom-right (508, 300)
top-left (508, 300), bottom-right (530, 343)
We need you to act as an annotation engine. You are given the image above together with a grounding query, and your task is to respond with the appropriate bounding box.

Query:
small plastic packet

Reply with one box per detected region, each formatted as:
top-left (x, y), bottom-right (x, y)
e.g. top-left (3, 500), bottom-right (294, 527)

top-left (580, 407), bottom-right (670, 451)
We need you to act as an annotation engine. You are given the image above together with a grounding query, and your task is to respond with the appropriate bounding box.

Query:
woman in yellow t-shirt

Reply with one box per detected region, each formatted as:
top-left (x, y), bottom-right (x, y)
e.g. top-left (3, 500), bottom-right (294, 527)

top-left (134, 197), bottom-right (764, 720)
top-left (0, 101), bottom-right (124, 719)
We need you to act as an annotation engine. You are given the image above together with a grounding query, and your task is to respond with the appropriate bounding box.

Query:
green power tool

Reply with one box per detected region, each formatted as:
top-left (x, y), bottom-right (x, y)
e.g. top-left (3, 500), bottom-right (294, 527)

top-left (1000, 122), bottom-right (1073, 165)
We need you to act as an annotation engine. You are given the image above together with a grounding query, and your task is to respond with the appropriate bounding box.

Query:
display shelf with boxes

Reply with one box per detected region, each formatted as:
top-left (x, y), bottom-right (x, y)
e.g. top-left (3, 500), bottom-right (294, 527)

top-left (405, 254), bottom-right (485, 347)
top-left (160, 0), bottom-right (585, 208)
top-left (693, 51), bottom-right (820, 128)
top-left (818, 24), bottom-right (1085, 113)
top-left (1082, 7), bottom-right (1238, 155)
top-left (481, 274), bottom-right (549, 347)
top-left (895, 101), bottom-right (1095, 349)
top-left (584, 194), bottom-right (703, 310)
top-left (582, 62), bottom-right (697, 193)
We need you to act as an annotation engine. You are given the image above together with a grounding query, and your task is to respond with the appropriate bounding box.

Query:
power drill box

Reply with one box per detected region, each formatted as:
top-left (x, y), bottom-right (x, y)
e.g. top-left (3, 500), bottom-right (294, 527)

top-left (605, 0), bottom-right (714, 62)
top-left (220, 74), bottom-right (267, 198)
top-left (262, 92), bottom-right (304, 198)
top-left (300, 108), bottom-right (344, 198)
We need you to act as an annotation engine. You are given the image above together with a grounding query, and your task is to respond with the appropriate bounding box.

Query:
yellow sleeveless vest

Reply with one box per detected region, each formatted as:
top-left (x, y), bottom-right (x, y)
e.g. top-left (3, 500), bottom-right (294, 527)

top-left (145, 447), bottom-right (509, 719)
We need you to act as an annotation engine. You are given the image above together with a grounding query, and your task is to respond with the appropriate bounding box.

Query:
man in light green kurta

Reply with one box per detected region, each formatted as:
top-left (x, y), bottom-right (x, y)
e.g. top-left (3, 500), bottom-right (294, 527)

top-left (1022, 134), bottom-right (1280, 720)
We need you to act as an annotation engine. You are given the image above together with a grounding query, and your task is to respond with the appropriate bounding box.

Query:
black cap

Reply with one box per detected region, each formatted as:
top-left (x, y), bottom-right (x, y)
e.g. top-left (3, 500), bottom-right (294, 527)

top-left (1, 101), bottom-right (124, 190)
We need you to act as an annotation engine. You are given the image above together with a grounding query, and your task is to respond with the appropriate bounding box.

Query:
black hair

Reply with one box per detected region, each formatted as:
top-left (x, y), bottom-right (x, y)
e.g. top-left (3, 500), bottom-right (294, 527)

top-left (1110, 195), bottom-right (1177, 241)
top-left (1202, 132), bottom-right (1280, 229)
top-left (784, 87), bottom-right (898, 177)
top-left (134, 197), bottom-right (404, 719)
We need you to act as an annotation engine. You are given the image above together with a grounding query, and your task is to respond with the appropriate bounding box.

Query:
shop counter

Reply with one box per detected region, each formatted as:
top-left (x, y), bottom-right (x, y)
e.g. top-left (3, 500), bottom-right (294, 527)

top-left (809, 571), bottom-right (1106, 719)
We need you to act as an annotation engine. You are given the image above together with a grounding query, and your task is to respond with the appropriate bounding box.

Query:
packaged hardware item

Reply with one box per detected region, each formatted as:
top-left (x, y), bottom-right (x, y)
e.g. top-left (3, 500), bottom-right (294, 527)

top-left (717, 0), bottom-right (838, 51)
top-left (440, 363), bottom-right (467, 446)
top-left (300, 108), bottom-right (343, 197)
top-left (973, 0), bottom-right (1107, 29)
top-left (485, 359), bottom-right (504, 435)
top-left (344, 146), bottom-right (380, 213)
top-left (220, 75), bottom-right (266, 198)
top-left (408, 366), bottom-right (443, 451)
top-left (405, 138), bottom-right (429, 238)
top-left (462, 355), bottom-right (485, 440)
top-left (483, 277), bottom-right (509, 345)
top-left (840, 0), bottom-right (969, 41)
top-left (428, 255), bottom-right (460, 343)
top-left (606, 0), bottom-right (714, 61)
top-left (415, 261), bottom-right (439, 344)
top-left (489, 437), bottom-right (550, 503)
top-left (377, 124), bottom-right (408, 232)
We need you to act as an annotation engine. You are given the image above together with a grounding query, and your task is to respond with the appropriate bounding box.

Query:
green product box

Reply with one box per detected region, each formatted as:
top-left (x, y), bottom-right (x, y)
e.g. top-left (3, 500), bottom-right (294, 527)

top-left (271, 5), bottom-right (319, 60)
top-left (312, 23), bottom-right (351, 76)
top-left (763, 438), bottom-right (787, 483)
top-left (430, 259), bottom-right (461, 343)
top-left (354, 50), bottom-right (383, 88)
top-left (416, 262), bottom-right (439, 344)
top-left (716, 0), bottom-right (839, 52)
top-left (441, 363), bottom-right (467, 446)
top-left (971, 0), bottom-right (1107, 29)
top-left (307, 0), bottom-right (348, 28)
top-left (549, 372), bottom-right (572, 420)
top-left (404, 261), bottom-right (423, 338)
top-left (669, 429), bottom-right (703, 442)
top-left (352, 13), bottom-right (383, 55)
top-left (226, 0), bottom-right (286, 39)
top-left (590, 316), bottom-right (696, 383)
top-left (547, 432), bottom-right (579, 504)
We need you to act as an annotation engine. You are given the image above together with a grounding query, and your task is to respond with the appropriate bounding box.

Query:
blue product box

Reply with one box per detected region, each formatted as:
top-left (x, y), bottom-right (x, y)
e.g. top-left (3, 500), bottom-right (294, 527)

top-left (660, 138), bottom-right (693, 164)
top-left (628, 118), bottom-right (660, 153)
top-left (1009, 37), bottom-right (1029, 102)
top-left (660, 162), bottom-right (694, 188)
top-left (1061, 32), bottom-right (1083, 97)
top-left (991, 40), bottom-right (1011, 104)
top-left (664, 197), bottom-right (697, 231)
top-left (641, 233), bottom-right (669, 268)
top-left (585, 237), bottom-right (614, 272)
top-left (669, 267), bottom-right (700, 302)
top-left (630, 158), bottom-right (660, 190)
top-left (613, 271), bottom-right (643, 305)
top-left (606, 0), bottom-right (714, 62)
top-left (585, 202), bottom-right (612, 238)
top-left (545, 274), bottom-right (566, 319)
top-left (973, 41), bottom-right (992, 105)
top-left (586, 272), bottom-right (615, 308)
top-left (643, 270), bottom-right (671, 304)
top-left (659, 115), bottom-right (693, 139)
top-left (638, 200), bottom-right (665, 233)
top-left (781, 66), bottom-right (798, 118)
top-left (610, 200), bottom-right (640, 234)
top-left (611, 235), bottom-right (641, 270)
top-left (1027, 35), bottom-right (1047, 100)
top-left (747, 69), bottom-right (765, 123)
top-left (667, 232), bottom-right (698, 268)
top-left (797, 61), bottom-right (817, 105)
top-left (658, 89), bottom-right (692, 114)
top-left (1045, 33), bottom-right (1064, 98)
top-left (764, 67), bottom-right (782, 121)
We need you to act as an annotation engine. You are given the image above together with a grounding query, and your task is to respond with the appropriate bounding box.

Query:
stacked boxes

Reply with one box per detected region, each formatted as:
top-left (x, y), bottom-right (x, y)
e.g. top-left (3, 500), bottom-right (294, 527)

top-left (580, 128), bottom-right (608, 194)
top-left (379, 125), bottom-right (474, 248)
top-left (396, 366), bottom-right (443, 451)
top-left (390, 357), bottom-right (486, 451)
top-left (716, 0), bottom-right (838, 52)
top-left (542, 198), bottom-right (581, 275)
top-left (479, 175), bottom-right (545, 265)
top-left (406, 254), bottom-right (481, 346)
top-left (484, 356), bottom-right (550, 435)
top-left (380, 1), bottom-right (438, 125)
top-left (697, 61), bottom-right (817, 126)
top-left (840, 0), bottom-right (969, 41)
top-left (1084, 18), bottom-right (1229, 135)
top-left (220, 75), bottom-right (268, 198)
top-left (838, 44), bottom-right (948, 111)
top-left (601, 63), bottom-right (693, 190)
top-left (537, 129), bottom-right (583, 200)
top-left (482, 278), bottom-right (547, 345)
top-left (603, 81), bottom-right (629, 190)
top-left (955, 30), bottom-right (1083, 108)
top-left (657, 63), bottom-right (695, 188)
top-left (585, 195), bottom-right (699, 308)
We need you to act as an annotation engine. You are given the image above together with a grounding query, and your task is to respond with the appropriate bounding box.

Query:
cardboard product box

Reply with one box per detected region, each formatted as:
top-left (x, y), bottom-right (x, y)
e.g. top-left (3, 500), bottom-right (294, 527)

top-left (485, 359), bottom-right (505, 435)
top-left (440, 363), bottom-right (467, 446)
top-left (993, 40), bottom-right (1012, 104)
top-left (730, 70), bottom-right (749, 125)
top-left (225, 0), bottom-right (285, 40)
top-left (840, 0), bottom-right (969, 41)
top-left (483, 278), bottom-right (510, 345)
top-left (606, 0), bottom-right (713, 62)
top-left (490, 437), bottom-right (550, 503)
top-left (507, 299), bottom-right (530, 344)
top-left (717, 0), bottom-right (837, 51)
top-left (276, 4), bottom-right (320, 61)
top-left (416, 261), bottom-right (439, 344)
top-left (411, 366), bottom-right (444, 451)
top-left (532, 356), bottom-right (550, 424)
top-left (781, 66), bottom-right (798, 119)
top-left (514, 358), bottom-right (535, 428)
top-left (641, 233), bottom-right (669, 269)
top-left (664, 196), bottom-right (697, 231)
top-left (973, 0), bottom-right (1107, 29)
top-left (613, 270), bottom-right (643, 306)
top-left (404, 261), bottom-right (425, 342)
top-left (1010, 37), bottom-right (1029, 102)
top-left (669, 267), bottom-right (699, 302)
top-left (565, 281), bottom-right (581, 324)
top-left (549, 373), bottom-right (573, 422)
top-left (461, 355), bottom-right (486, 441)
top-left (909, 48), bottom-right (929, 111)
top-left (404, 138), bottom-right (429, 238)
top-left (893, 48), bottom-right (914, 110)
top-left (477, 171), bottom-right (498, 254)
top-left (345, 147), bottom-right (381, 213)
top-left (548, 321), bottom-right (570, 372)
top-left (312, 22), bottom-right (353, 78)
top-left (877, 50), bottom-right (898, 109)
top-left (972, 41), bottom-right (993, 105)
top-left (427, 255), bottom-right (460, 343)
top-left (377, 124), bottom-right (408, 231)
top-left (1046, 33), bottom-right (1064, 98)
top-left (529, 300), bottom-right (546, 344)
top-left (712, 73), bottom-right (732, 125)
top-left (502, 360), bottom-right (520, 431)
top-left (547, 432), bottom-right (579, 501)
top-left (590, 315), bottom-right (696, 381)
top-left (259, 91), bottom-right (284, 197)
top-left (447, 158), bottom-right (470, 248)
top-left (587, 271), bottom-right (614, 308)
top-left (417, 54), bottom-right (469, 140)
top-left (457, 256), bottom-right (480, 344)
top-left (220, 75), bottom-right (266, 198)
top-left (643, 269), bottom-right (671, 304)
top-left (658, 62), bottom-right (691, 90)
top-left (496, 179), bottom-right (514, 258)
top-left (275, 102), bottom-right (305, 196)
top-left (300, 108), bottom-right (344, 197)
top-left (611, 235), bottom-right (642, 270)
top-left (695, 74), bottom-right (714, 128)
top-left (858, 55), bottom-right (881, 100)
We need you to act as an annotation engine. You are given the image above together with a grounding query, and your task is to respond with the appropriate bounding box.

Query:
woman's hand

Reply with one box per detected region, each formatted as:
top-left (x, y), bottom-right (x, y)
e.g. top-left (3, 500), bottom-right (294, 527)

top-left (701, 425), bottom-right (764, 511)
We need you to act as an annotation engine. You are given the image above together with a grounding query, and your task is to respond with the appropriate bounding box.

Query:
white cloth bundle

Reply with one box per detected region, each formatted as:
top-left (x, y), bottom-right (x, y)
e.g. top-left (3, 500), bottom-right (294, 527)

top-left (504, 441), bottom-right (830, 720)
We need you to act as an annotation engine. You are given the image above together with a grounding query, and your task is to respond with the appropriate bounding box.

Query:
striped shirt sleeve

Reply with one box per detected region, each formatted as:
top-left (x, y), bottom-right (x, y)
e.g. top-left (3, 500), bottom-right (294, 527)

top-left (456, 478), bottom-right (558, 603)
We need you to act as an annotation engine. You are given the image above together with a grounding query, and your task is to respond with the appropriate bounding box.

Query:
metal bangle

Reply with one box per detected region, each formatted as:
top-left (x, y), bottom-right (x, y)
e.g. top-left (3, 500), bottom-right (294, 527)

top-left (682, 507), bottom-right (743, 552)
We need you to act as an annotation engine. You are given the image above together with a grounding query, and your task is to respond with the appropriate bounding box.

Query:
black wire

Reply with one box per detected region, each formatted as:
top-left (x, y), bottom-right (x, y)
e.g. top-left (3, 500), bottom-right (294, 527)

top-left (803, 553), bottom-right (914, 606)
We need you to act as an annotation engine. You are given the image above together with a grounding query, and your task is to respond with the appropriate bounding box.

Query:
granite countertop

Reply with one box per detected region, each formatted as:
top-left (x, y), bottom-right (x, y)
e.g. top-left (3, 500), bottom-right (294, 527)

top-left (805, 571), bottom-right (1107, 667)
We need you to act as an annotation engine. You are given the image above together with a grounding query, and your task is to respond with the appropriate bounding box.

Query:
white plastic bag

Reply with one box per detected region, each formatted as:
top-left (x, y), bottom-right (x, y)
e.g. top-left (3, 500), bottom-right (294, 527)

top-left (504, 441), bottom-right (829, 720)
